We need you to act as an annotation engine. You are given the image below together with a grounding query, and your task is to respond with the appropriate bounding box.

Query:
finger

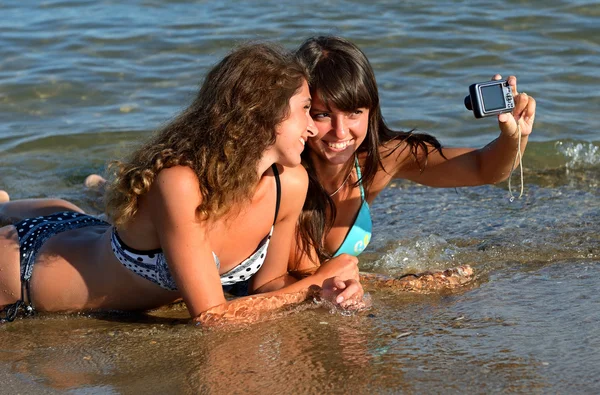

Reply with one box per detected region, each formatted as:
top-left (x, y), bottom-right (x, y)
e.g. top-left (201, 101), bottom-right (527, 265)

top-left (513, 92), bottom-right (529, 122)
top-left (342, 298), bottom-right (367, 310)
top-left (336, 280), bottom-right (363, 304)
top-left (334, 278), bottom-right (347, 290)
top-left (492, 74), bottom-right (502, 81)
top-left (321, 278), bottom-right (344, 298)
top-left (523, 95), bottom-right (536, 125)
top-left (345, 284), bottom-right (364, 303)
top-left (506, 75), bottom-right (518, 96)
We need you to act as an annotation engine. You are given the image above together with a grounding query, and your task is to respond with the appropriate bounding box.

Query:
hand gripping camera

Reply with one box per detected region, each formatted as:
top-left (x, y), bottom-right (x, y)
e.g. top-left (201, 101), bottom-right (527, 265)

top-left (464, 79), bottom-right (514, 118)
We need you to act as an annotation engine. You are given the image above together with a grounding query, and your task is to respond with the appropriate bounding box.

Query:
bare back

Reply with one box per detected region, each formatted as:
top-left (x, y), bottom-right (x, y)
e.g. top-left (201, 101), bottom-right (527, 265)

top-left (0, 165), bottom-right (300, 315)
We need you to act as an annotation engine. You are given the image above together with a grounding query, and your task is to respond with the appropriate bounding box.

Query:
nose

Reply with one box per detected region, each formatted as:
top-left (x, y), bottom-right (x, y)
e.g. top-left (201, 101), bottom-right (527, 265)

top-left (332, 116), bottom-right (347, 139)
top-left (306, 112), bottom-right (318, 137)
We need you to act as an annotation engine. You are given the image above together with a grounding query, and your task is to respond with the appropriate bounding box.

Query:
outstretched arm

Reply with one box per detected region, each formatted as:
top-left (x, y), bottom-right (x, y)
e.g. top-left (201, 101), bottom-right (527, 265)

top-left (390, 75), bottom-right (536, 187)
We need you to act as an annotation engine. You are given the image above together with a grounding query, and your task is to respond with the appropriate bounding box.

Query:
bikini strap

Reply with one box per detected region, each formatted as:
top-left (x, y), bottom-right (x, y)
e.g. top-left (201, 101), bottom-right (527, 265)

top-left (272, 164), bottom-right (281, 224)
top-left (354, 155), bottom-right (365, 200)
top-left (0, 279), bottom-right (34, 323)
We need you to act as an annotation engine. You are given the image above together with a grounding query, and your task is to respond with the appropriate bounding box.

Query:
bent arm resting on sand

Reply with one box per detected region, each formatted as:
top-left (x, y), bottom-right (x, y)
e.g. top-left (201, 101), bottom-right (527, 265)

top-left (194, 285), bottom-right (321, 327)
top-left (195, 272), bottom-right (365, 328)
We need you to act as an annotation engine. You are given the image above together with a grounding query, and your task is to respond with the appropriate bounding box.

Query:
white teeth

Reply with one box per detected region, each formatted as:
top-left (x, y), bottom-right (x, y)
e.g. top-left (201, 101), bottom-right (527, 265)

top-left (327, 140), bottom-right (351, 149)
top-left (299, 138), bottom-right (305, 146)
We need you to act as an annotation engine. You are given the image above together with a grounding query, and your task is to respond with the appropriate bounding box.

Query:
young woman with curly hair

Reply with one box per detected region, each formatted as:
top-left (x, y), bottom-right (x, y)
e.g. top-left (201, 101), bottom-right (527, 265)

top-left (0, 42), bottom-right (363, 325)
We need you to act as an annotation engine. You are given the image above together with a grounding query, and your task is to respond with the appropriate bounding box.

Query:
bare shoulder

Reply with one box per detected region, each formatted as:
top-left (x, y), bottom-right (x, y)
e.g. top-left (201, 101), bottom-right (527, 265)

top-left (277, 164), bottom-right (308, 194)
top-left (378, 139), bottom-right (414, 172)
top-left (153, 166), bottom-right (200, 195)
top-left (358, 140), bottom-right (418, 201)
top-left (147, 166), bottom-right (202, 211)
top-left (275, 165), bottom-right (308, 218)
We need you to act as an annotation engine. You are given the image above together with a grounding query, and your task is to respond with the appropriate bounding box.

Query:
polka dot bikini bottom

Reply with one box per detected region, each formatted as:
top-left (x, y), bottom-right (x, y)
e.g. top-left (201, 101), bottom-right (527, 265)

top-left (15, 212), bottom-right (109, 282)
top-left (1, 212), bottom-right (109, 321)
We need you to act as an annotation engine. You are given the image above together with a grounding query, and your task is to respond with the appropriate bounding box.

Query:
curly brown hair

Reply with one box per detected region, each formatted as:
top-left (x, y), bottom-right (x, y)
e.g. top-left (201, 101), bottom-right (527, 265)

top-left (105, 42), bottom-right (308, 226)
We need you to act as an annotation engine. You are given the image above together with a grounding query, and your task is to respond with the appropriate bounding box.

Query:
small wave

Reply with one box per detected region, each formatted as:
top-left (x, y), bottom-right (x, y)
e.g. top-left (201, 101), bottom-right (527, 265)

top-left (555, 141), bottom-right (600, 169)
top-left (515, 140), bottom-right (600, 190)
top-left (371, 235), bottom-right (459, 274)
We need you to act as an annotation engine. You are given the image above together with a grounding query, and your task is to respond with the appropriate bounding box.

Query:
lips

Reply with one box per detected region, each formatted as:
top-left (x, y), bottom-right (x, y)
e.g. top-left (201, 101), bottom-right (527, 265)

top-left (325, 139), bottom-right (353, 150)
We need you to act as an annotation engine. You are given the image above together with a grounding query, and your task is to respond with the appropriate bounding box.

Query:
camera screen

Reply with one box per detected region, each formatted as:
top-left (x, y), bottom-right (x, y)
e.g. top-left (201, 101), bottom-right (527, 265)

top-left (480, 84), bottom-right (506, 112)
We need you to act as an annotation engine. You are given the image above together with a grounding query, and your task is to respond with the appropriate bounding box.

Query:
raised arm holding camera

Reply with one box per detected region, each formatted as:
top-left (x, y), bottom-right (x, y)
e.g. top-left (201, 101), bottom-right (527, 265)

top-left (284, 36), bottom-right (537, 277)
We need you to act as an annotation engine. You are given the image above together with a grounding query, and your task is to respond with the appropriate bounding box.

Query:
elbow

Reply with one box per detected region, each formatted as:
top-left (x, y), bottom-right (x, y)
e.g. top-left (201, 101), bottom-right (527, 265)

top-left (486, 172), bottom-right (510, 185)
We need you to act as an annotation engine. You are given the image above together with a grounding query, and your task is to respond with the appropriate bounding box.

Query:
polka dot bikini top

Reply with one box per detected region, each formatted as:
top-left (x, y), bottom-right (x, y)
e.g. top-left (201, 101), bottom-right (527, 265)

top-left (111, 165), bottom-right (281, 291)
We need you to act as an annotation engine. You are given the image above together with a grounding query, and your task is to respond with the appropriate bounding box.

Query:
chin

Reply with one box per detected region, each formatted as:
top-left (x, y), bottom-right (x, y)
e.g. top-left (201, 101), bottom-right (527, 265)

top-left (289, 158), bottom-right (302, 167)
top-left (280, 156), bottom-right (302, 168)
top-left (308, 144), bottom-right (355, 165)
top-left (323, 150), bottom-right (355, 165)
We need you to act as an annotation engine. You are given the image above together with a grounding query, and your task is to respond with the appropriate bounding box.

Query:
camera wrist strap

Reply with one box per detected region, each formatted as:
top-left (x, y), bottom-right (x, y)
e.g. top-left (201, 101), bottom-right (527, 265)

top-left (507, 122), bottom-right (524, 202)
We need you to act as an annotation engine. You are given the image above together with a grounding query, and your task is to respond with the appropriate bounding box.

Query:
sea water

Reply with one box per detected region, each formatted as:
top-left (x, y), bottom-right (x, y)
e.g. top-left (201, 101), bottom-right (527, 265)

top-left (0, 0), bottom-right (599, 393)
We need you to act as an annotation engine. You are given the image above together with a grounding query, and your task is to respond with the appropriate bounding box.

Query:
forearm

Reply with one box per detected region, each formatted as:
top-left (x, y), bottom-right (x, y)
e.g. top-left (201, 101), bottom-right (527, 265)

top-left (194, 284), bottom-right (320, 327)
top-left (476, 86), bottom-right (534, 184)
top-left (476, 128), bottom-right (528, 184)
top-left (251, 273), bottom-right (302, 293)
top-left (253, 267), bottom-right (327, 294)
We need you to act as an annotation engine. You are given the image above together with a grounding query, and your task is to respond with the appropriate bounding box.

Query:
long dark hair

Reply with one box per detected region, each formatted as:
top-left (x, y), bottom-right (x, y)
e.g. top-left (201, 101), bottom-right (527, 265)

top-left (293, 35), bottom-right (444, 264)
top-left (105, 42), bottom-right (308, 226)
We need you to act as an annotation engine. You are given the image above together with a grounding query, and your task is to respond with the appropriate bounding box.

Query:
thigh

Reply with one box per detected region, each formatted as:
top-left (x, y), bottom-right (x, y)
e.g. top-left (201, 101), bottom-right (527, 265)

top-left (0, 226), bottom-right (22, 306)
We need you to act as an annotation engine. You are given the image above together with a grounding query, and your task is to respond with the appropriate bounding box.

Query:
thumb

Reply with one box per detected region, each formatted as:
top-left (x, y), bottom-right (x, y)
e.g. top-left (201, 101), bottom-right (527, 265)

top-left (498, 112), bottom-right (519, 138)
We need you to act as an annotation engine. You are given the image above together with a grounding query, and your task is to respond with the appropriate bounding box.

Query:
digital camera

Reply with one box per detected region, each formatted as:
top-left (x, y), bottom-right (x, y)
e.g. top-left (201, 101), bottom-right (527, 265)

top-left (464, 79), bottom-right (514, 118)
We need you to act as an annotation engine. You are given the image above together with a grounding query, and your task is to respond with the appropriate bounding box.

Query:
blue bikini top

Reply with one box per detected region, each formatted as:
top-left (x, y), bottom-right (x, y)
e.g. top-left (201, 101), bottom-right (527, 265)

top-left (332, 157), bottom-right (372, 257)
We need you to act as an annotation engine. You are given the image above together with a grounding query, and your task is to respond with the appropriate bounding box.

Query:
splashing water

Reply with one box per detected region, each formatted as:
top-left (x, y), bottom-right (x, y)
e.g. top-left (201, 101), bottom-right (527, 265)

top-left (371, 235), bottom-right (460, 275)
top-left (555, 141), bottom-right (600, 169)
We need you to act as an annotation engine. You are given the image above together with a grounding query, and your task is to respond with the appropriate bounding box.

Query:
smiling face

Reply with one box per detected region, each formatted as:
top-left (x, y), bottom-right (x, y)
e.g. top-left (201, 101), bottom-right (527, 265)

top-left (273, 80), bottom-right (317, 167)
top-left (307, 90), bottom-right (370, 166)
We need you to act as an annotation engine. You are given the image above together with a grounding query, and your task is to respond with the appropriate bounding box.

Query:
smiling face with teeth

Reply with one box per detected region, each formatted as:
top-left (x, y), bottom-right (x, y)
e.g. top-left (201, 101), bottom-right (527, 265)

top-left (307, 90), bottom-right (370, 166)
top-left (271, 80), bottom-right (317, 167)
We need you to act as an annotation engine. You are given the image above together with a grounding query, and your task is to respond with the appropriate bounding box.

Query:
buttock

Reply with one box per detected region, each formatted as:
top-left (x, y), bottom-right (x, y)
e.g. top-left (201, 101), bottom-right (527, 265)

top-left (14, 212), bottom-right (109, 282)
top-left (1, 212), bottom-right (109, 322)
top-left (0, 225), bottom-right (21, 306)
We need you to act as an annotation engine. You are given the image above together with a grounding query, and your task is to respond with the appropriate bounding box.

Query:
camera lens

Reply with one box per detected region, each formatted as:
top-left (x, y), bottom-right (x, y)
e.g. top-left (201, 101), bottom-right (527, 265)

top-left (464, 95), bottom-right (473, 111)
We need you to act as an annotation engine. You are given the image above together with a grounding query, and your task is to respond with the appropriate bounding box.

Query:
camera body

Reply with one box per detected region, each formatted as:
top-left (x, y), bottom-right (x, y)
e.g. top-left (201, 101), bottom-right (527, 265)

top-left (464, 79), bottom-right (514, 118)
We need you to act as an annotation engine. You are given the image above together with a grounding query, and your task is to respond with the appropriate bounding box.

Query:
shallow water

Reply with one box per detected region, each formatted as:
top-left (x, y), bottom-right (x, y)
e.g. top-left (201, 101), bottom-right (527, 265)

top-left (1, 0), bottom-right (599, 393)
